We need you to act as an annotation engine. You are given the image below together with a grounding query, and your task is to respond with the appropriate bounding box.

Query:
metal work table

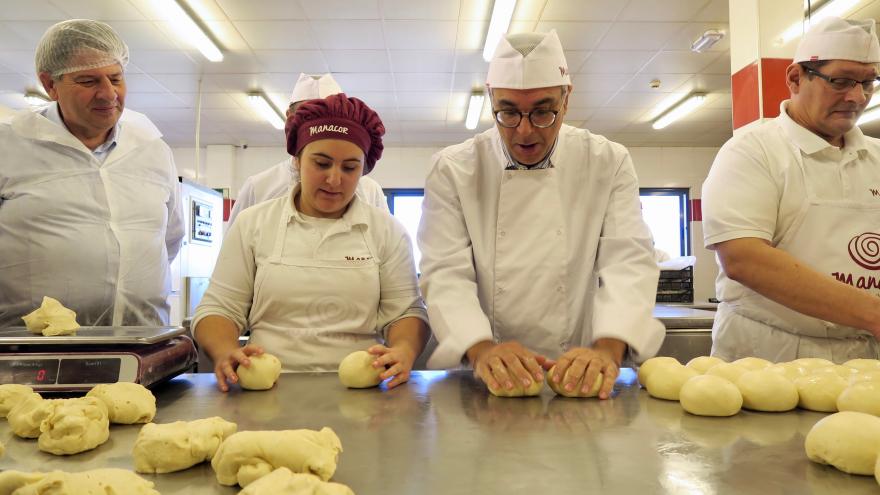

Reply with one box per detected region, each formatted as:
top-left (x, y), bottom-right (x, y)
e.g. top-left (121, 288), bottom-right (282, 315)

top-left (0, 371), bottom-right (875, 494)
top-left (653, 304), bottom-right (716, 329)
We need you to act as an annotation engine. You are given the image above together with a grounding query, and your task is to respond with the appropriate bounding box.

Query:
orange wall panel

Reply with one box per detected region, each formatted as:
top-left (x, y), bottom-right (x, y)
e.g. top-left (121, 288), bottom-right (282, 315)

top-left (732, 61), bottom-right (759, 130)
top-left (761, 58), bottom-right (793, 118)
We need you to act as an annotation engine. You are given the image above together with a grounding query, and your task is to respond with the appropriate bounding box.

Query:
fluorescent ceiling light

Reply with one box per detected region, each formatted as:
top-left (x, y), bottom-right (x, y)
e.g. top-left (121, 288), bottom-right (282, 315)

top-left (24, 91), bottom-right (50, 106)
top-left (691, 29), bottom-right (724, 53)
top-left (465, 93), bottom-right (486, 130)
top-left (482, 0), bottom-right (517, 62)
top-left (652, 94), bottom-right (707, 130)
top-left (247, 92), bottom-right (284, 130)
top-left (778, 0), bottom-right (862, 45)
top-left (160, 0), bottom-right (223, 62)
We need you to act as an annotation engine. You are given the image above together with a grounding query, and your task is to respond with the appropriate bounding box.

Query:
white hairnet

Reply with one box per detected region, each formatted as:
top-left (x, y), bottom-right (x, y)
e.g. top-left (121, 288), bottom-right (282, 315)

top-left (35, 19), bottom-right (130, 78)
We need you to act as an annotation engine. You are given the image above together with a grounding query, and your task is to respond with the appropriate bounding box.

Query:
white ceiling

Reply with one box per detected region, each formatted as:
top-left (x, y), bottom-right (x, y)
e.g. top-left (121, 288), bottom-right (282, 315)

top-left (0, 0), bottom-right (871, 149)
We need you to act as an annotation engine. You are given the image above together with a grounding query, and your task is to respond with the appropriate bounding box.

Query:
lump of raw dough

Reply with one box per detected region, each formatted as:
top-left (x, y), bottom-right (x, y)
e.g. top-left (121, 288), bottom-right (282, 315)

top-left (86, 382), bottom-right (155, 424)
top-left (0, 384), bottom-right (34, 418)
top-left (685, 356), bottom-right (726, 374)
top-left (0, 468), bottom-right (158, 494)
top-left (133, 416), bottom-right (238, 474)
top-left (8, 393), bottom-right (51, 438)
top-left (645, 364), bottom-right (699, 401)
top-left (790, 357), bottom-right (834, 370)
top-left (0, 438), bottom-right (4, 458)
top-left (845, 358), bottom-right (880, 372)
top-left (794, 373), bottom-right (848, 412)
top-left (837, 381), bottom-right (880, 416)
top-left (637, 356), bottom-right (680, 386)
top-left (705, 362), bottom-right (750, 383)
top-left (811, 365), bottom-right (858, 379)
top-left (805, 411), bottom-right (880, 475)
top-left (736, 370), bottom-right (799, 412)
top-left (765, 362), bottom-right (808, 382)
top-left (212, 427), bottom-right (343, 487)
top-left (338, 350), bottom-right (383, 389)
top-left (240, 467), bottom-right (354, 495)
top-left (679, 375), bottom-right (742, 417)
top-left (488, 373), bottom-right (544, 397)
top-left (238, 353), bottom-right (282, 390)
top-left (732, 357), bottom-right (772, 371)
top-left (547, 365), bottom-right (602, 398)
top-left (38, 397), bottom-right (110, 455)
top-left (21, 296), bottom-right (80, 336)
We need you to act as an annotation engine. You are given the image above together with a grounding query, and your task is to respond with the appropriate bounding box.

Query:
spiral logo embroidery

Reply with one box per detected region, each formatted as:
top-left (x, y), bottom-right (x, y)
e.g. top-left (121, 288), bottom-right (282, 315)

top-left (848, 232), bottom-right (880, 270)
top-left (306, 295), bottom-right (359, 327)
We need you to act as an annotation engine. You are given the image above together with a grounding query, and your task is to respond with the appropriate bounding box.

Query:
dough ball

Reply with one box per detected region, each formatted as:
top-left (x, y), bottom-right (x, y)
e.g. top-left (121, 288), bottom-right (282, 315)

top-left (547, 365), bottom-right (601, 398)
top-left (337, 350), bottom-right (383, 389)
top-left (850, 370), bottom-right (880, 384)
top-left (810, 365), bottom-right (858, 379)
top-left (837, 381), bottom-right (880, 416)
top-left (637, 356), bottom-right (680, 386)
top-left (794, 373), bottom-right (848, 412)
top-left (238, 353), bottom-right (282, 391)
top-left (705, 362), bottom-right (750, 383)
top-left (489, 372), bottom-right (544, 397)
top-left (0, 384), bottom-right (34, 418)
top-left (8, 393), bottom-right (52, 438)
top-left (679, 375), bottom-right (742, 417)
top-left (790, 357), bottom-right (834, 370)
top-left (21, 296), bottom-right (79, 336)
top-left (0, 438), bottom-right (4, 458)
top-left (732, 357), bottom-right (772, 371)
top-left (38, 396), bottom-right (110, 455)
top-left (133, 416), bottom-right (238, 474)
top-left (211, 427), bottom-right (343, 487)
top-left (736, 370), bottom-right (799, 412)
top-left (240, 467), bottom-right (354, 495)
top-left (0, 468), bottom-right (158, 494)
top-left (645, 364), bottom-right (699, 401)
top-left (685, 356), bottom-right (726, 374)
top-left (845, 358), bottom-right (880, 372)
top-left (805, 411), bottom-right (880, 475)
top-left (86, 382), bottom-right (156, 424)
top-left (764, 363), bottom-right (808, 382)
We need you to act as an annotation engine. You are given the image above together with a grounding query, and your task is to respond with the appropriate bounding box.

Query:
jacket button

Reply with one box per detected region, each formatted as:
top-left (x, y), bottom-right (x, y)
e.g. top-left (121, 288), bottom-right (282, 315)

top-left (556, 286), bottom-right (564, 293)
top-left (556, 229), bottom-right (562, 236)
top-left (499, 231), bottom-right (506, 237)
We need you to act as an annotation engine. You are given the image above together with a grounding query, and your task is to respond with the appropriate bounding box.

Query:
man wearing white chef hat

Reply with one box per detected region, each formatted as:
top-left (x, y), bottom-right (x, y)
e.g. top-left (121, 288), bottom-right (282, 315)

top-left (703, 17), bottom-right (880, 362)
top-left (418, 30), bottom-right (664, 398)
top-left (229, 73), bottom-right (388, 224)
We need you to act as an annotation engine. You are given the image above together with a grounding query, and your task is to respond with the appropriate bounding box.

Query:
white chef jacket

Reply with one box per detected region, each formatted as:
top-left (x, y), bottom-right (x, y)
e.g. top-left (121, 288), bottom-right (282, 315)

top-left (0, 103), bottom-right (184, 327)
top-left (418, 124), bottom-right (664, 368)
top-left (192, 184), bottom-right (427, 371)
top-left (228, 158), bottom-right (389, 224)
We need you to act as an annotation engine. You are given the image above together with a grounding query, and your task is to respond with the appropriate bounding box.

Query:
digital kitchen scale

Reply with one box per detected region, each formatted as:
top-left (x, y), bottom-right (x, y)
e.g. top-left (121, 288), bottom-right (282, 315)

top-left (0, 326), bottom-right (198, 392)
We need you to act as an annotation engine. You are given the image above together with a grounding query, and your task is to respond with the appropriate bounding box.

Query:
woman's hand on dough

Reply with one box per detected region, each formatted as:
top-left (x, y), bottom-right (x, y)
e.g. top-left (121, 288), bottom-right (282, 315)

top-left (213, 344), bottom-right (264, 392)
top-left (367, 344), bottom-right (416, 389)
top-left (546, 347), bottom-right (619, 400)
top-left (471, 341), bottom-right (546, 393)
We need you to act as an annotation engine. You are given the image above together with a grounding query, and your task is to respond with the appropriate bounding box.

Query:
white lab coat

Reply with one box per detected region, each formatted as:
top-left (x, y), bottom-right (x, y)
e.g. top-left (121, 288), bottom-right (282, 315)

top-left (0, 104), bottom-right (184, 327)
top-left (418, 125), bottom-right (664, 368)
top-left (228, 158), bottom-right (389, 224)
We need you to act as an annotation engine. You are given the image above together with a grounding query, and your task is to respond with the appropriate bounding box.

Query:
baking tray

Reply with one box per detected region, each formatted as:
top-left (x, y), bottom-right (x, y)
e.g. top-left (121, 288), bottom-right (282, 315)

top-left (0, 326), bottom-right (185, 345)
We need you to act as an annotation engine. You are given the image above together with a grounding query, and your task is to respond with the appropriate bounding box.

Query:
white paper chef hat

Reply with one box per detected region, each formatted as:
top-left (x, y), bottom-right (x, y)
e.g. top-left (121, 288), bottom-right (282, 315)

top-left (486, 30), bottom-right (571, 89)
top-left (793, 17), bottom-right (880, 64)
top-left (289, 73), bottom-right (343, 104)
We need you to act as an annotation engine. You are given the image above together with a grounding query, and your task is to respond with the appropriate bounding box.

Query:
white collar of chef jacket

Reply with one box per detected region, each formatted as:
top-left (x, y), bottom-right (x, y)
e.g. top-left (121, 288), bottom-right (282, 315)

top-left (778, 99), bottom-right (868, 155)
top-left (283, 181), bottom-right (370, 230)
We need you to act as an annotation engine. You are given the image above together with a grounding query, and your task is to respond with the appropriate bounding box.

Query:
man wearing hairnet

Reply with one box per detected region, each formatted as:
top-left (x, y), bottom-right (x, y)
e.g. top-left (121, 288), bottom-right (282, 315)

top-left (0, 20), bottom-right (184, 327)
top-left (703, 17), bottom-right (880, 362)
top-left (228, 73), bottom-right (388, 224)
top-left (418, 30), bottom-right (664, 399)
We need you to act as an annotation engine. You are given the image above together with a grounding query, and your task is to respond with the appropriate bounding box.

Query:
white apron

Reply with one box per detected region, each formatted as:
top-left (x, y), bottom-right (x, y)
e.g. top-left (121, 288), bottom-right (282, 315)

top-left (713, 147), bottom-right (880, 362)
top-left (493, 167), bottom-right (571, 358)
top-left (248, 208), bottom-right (382, 371)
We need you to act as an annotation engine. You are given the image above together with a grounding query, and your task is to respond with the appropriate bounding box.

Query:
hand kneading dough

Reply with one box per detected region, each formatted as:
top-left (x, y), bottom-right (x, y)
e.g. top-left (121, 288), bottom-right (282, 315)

top-left (86, 382), bottom-right (156, 424)
top-left (212, 427), bottom-right (343, 487)
top-left (338, 350), bottom-right (383, 389)
top-left (736, 370), bottom-right (799, 412)
top-left (805, 411), bottom-right (880, 475)
top-left (239, 467), bottom-right (354, 495)
top-left (845, 358), bottom-right (880, 372)
top-left (645, 364), bottom-right (698, 401)
top-left (133, 416), bottom-right (238, 473)
top-left (705, 362), bottom-right (750, 383)
top-left (732, 357), bottom-right (772, 371)
top-left (794, 373), bottom-right (848, 412)
top-left (685, 356), bottom-right (726, 374)
top-left (0, 468), bottom-right (158, 494)
top-left (547, 365), bottom-right (602, 398)
top-left (38, 397), bottom-right (110, 455)
top-left (0, 384), bottom-right (34, 418)
top-left (679, 375), bottom-right (742, 416)
top-left (21, 296), bottom-right (80, 336)
top-left (488, 374), bottom-right (544, 397)
top-left (637, 356), bottom-right (680, 386)
top-left (837, 381), bottom-right (880, 416)
top-left (238, 353), bottom-right (282, 390)
top-left (8, 393), bottom-right (51, 438)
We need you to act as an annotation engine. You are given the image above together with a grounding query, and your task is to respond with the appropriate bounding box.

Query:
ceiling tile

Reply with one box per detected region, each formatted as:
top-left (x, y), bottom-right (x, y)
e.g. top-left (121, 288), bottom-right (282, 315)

top-left (380, 0), bottom-right (460, 20)
top-left (693, 0), bottom-right (729, 22)
top-left (597, 22), bottom-right (687, 50)
top-left (111, 21), bottom-right (180, 50)
top-left (396, 91), bottom-right (450, 107)
top-left (48, 0), bottom-right (147, 20)
top-left (455, 20), bottom-right (488, 51)
top-left (618, 0), bottom-right (713, 22)
top-left (582, 119), bottom-right (631, 134)
top-left (311, 21), bottom-right (385, 49)
top-left (343, 91), bottom-right (397, 107)
top-left (398, 107), bottom-right (447, 120)
top-left (125, 73), bottom-right (176, 93)
top-left (568, 91), bottom-right (614, 107)
top-left (0, 0), bottom-right (67, 20)
top-left (233, 21), bottom-right (317, 49)
top-left (622, 73), bottom-right (693, 93)
top-left (578, 50), bottom-right (655, 74)
top-left (682, 73), bottom-right (731, 93)
top-left (453, 50), bottom-right (488, 73)
top-left (664, 22), bottom-right (730, 52)
top-left (701, 54), bottom-right (731, 75)
top-left (125, 91), bottom-right (186, 108)
top-left (603, 91), bottom-right (668, 109)
top-left (0, 73), bottom-right (32, 93)
top-left (332, 72), bottom-right (395, 92)
top-left (590, 106), bottom-right (647, 121)
top-left (4, 21), bottom-right (61, 45)
top-left (704, 92), bottom-right (732, 109)
top-left (148, 74), bottom-right (207, 93)
top-left (300, 0), bottom-right (380, 19)
top-left (542, 0), bottom-right (629, 21)
top-left (640, 50), bottom-right (723, 74)
top-left (253, 50), bottom-right (329, 73)
top-left (391, 50), bottom-right (455, 73)
top-left (384, 21), bottom-right (458, 50)
top-left (571, 73), bottom-right (634, 93)
top-left (131, 51), bottom-right (200, 74)
top-left (325, 50), bottom-right (391, 73)
top-left (0, 51), bottom-right (37, 74)
top-left (564, 107), bottom-right (597, 120)
top-left (460, 0), bottom-right (492, 20)
top-left (214, 0), bottom-right (306, 20)
top-left (394, 73), bottom-right (452, 91)
top-left (535, 21), bottom-right (612, 50)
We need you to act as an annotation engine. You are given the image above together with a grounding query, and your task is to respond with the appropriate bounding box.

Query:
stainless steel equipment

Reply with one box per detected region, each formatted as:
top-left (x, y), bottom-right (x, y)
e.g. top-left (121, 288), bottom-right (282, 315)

top-left (654, 304), bottom-right (715, 362)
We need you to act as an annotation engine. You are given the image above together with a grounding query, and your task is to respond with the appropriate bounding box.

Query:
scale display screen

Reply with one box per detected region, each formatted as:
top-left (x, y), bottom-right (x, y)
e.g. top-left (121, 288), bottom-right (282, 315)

top-left (59, 358), bottom-right (121, 384)
top-left (0, 358), bottom-right (60, 385)
top-left (0, 357), bottom-right (121, 385)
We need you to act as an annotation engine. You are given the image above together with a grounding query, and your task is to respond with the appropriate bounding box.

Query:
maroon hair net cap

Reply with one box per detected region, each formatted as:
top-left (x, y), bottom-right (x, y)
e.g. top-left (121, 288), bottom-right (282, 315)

top-left (285, 93), bottom-right (385, 174)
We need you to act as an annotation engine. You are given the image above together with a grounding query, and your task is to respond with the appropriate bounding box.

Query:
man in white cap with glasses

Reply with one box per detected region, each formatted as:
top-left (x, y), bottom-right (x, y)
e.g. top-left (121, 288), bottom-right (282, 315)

top-left (418, 30), bottom-right (664, 398)
top-left (703, 17), bottom-right (880, 362)
top-left (229, 73), bottom-right (388, 223)
top-left (0, 19), bottom-right (184, 327)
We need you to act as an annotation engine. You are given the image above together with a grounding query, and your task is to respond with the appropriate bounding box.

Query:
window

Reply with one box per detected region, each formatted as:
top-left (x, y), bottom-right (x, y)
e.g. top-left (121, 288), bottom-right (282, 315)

top-left (639, 188), bottom-right (690, 257)
top-left (384, 189), bottom-right (425, 270)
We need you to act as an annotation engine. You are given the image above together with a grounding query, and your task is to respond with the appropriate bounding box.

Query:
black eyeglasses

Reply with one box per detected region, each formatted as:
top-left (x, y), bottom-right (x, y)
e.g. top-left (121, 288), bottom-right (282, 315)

top-left (492, 108), bottom-right (561, 128)
top-left (803, 66), bottom-right (880, 94)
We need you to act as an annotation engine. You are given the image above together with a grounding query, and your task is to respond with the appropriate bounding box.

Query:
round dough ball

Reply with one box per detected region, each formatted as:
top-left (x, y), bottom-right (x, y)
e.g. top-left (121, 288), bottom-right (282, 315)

top-left (732, 357), bottom-right (772, 371)
top-left (0, 384), bottom-right (34, 418)
top-left (547, 365), bottom-right (602, 398)
top-left (790, 357), bottom-right (834, 370)
top-left (805, 411), bottom-right (880, 475)
top-left (850, 370), bottom-right (880, 384)
top-left (637, 357), bottom-right (680, 387)
top-left (679, 375), bottom-right (742, 417)
top-left (837, 381), bottom-right (880, 416)
top-left (705, 362), bottom-right (750, 383)
top-left (764, 363), bottom-right (808, 382)
top-left (811, 365), bottom-right (858, 379)
top-left (845, 358), bottom-right (880, 372)
top-left (338, 351), bottom-right (383, 389)
top-left (736, 370), bottom-right (799, 412)
top-left (794, 373), bottom-right (848, 412)
top-left (645, 364), bottom-right (698, 401)
top-left (238, 354), bottom-right (282, 391)
top-left (86, 382), bottom-right (156, 424)
top-left (685, 356), bottom-right (726, 374)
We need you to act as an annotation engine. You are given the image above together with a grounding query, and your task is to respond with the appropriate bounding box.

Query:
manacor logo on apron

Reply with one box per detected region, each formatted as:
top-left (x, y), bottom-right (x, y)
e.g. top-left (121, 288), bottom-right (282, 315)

top-left (834, 232), bottom-right (880, 289)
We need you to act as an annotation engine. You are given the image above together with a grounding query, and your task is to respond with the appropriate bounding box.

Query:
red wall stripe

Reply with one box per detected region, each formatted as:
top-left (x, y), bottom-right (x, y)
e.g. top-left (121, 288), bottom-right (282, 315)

top-left (732, 61), bottom-right (760, 130)
top-left (690, 199), bottom-right (702, 222)
top-left (761, 58), bottom-right (793, 118)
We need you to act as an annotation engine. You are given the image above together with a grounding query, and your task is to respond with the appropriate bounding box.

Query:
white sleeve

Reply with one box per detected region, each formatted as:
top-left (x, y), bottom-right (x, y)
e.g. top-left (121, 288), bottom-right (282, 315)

top-left (228, 178), bottom-right (257, 225)
top-left (164, 153), bottom-right (184, 263)
top-left (376, 217), bottom-right (428, 339)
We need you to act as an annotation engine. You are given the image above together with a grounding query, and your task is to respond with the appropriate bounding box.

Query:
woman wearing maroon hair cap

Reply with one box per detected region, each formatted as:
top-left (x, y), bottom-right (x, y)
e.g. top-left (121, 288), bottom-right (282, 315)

top-left (193, 94), bottom-right (429, 391)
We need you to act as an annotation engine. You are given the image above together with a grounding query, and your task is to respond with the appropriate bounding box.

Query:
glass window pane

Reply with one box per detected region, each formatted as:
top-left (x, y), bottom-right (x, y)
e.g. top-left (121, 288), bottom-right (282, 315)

top-left (391, 195), bottom-right (424, 270)
top-left (640, 195), bottom-right (684, 257)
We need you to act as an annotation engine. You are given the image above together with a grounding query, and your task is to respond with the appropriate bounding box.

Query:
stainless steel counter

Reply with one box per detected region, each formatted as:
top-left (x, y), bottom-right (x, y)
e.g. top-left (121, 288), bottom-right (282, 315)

top-left (1, 371), bottom-right (875, 494)
top-left (653, 304), bottom-right (716, 329)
